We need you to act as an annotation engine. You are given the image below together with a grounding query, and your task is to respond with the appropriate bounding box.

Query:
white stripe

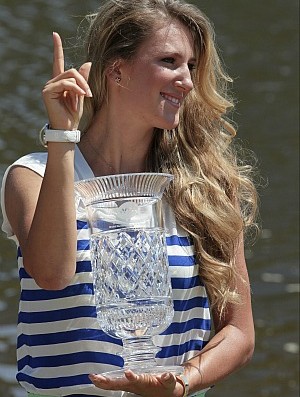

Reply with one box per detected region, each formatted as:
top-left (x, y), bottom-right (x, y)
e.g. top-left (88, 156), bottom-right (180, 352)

top-left (169, 264), bottom-right (200, 278)
top-left (155, 348), bottom-right (207, 366)
top-left (17, 317), bottom-right (99, 335)
top-left (77, 228), bottom-right (90, 239)
top-left (154, 327), bottom-right (211, 348)
top-left (167, 244), bottom-right (194, 256)
top-left (76, 249), bottom-right (91, 261)
top-left (20, 272), bottom-right (93, 290)
top-left (172, 284), bottom-right (207, 300)
top-left (22, 362), bottom-right (119, 378)
top-left (19, 294), bottom-right (95, 312)
top-left (173, 306), bottom-right (211, 322)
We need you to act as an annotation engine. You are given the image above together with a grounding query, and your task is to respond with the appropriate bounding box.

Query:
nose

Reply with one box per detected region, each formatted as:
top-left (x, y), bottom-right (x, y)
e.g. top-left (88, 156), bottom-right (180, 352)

top-left (174, 65), bottom-right (194, 93)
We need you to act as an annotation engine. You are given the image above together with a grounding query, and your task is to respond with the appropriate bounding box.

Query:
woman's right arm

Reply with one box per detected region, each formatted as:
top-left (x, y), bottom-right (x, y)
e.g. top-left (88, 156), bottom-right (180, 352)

top-left (5, 33), bottom-right (91, 290)
top-left (5, 144), bottom-right (77, 290)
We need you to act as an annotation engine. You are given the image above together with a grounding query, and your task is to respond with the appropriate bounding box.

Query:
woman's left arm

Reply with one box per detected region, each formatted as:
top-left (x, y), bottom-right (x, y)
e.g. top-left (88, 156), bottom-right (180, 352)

top-left (184, 232), bottom-right (255, 393)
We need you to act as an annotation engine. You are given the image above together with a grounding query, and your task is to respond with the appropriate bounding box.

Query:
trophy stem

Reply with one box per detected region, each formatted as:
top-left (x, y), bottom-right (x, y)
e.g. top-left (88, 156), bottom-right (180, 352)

top-left (122, 336), bottom-right (160, 370)
top-left (103, 336), bottom-right (184, 378)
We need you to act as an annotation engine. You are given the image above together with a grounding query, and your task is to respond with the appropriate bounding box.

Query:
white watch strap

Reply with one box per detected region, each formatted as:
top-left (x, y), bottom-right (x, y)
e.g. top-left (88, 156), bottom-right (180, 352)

top-left (176, 374), bottom-right (189, 397)
top-left (39, 124), bottom-right (81, 147)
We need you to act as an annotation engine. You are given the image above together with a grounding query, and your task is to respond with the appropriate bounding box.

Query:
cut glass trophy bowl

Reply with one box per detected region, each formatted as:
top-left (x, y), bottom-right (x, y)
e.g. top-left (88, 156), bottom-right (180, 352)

top-left (75, 173), bottom-right (183, 378)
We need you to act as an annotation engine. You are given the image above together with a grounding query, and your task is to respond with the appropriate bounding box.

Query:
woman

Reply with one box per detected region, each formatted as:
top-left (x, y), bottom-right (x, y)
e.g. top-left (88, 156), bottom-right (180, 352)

top-left (1, 0), bottom-right (258, 396)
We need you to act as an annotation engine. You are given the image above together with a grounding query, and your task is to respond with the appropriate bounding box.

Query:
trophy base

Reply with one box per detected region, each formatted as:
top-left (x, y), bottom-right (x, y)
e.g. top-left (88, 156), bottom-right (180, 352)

top-left (103, 365), bottom-right (184, 379)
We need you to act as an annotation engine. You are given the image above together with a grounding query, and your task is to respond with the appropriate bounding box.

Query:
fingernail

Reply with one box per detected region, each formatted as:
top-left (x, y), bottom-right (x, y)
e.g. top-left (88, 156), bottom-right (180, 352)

top-left (162, 372), bottom-right (171, 380)
top-left (90, 374), bottom-right (107, 382)
top-left (86, 88), bottom-right (93, 97)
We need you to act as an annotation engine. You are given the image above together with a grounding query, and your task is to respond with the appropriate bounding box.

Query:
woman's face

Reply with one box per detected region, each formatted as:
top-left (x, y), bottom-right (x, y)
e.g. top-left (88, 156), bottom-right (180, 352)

top-left (117, 19), bottom-right (196, 131)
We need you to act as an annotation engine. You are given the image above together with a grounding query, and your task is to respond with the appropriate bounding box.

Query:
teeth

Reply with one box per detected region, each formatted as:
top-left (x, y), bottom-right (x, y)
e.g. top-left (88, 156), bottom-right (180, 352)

top-left (161, 93), bottom-right (180, 105)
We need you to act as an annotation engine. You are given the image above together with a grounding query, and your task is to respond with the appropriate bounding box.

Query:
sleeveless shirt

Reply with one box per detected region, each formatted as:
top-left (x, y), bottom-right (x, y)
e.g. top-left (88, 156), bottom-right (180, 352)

top-left (0, 146), bottom-right (211, 396)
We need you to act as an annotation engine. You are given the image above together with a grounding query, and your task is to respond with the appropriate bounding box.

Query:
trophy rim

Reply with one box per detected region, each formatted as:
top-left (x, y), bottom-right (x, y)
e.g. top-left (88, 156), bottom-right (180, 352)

top-left (74, 172), bottom-right (174, 185)
top-left (74, 172), bottom-right (174, 205)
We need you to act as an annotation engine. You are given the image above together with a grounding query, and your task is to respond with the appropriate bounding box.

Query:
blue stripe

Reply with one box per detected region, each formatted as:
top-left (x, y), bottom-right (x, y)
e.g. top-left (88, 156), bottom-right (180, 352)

top-left (77, 220), bottom-right (88, 229)
top-left (157, 338), bottom-right (208, 359)
top-left (17, 328), bottom-right (120, 349)
top-left (173, 296), bottom-right (209, 311)
top-left (18, 306), bottom-right (96, 324)
top-left (19, 262), bottom-right (92, 279)
top-left (168, 255), bottom-right (195, 266)
top-left (163, 318), bottom-right (211, 335)
top-left (171, 275), bottom-right (202, 289)
top-left (77, 240), bottom-right (90, 250)
top-left (18, 351), bottom-right (122, 370)
top-left (20, 283), bottom-right (94, 301)
top-left (19, 267), bottom-right (30, 279)
top-left (166, 235), bottom-right (193, 246)
top-left (19, 261), bottom-right (92, 279)
top-left (17, 372), bottom-right (91, 389)
top-left (76, 260), bottom-right (92, 272)
top-left (17, 246), bottom-right (22, 258)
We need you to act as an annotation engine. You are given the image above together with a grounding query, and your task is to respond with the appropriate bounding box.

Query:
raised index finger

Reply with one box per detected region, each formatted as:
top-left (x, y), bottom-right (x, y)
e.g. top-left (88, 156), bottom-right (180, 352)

top-left (52, 32), bottom-right (64, 77)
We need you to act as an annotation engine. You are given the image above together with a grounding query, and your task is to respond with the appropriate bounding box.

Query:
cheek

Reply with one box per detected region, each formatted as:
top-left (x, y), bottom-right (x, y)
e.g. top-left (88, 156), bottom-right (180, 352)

top-left (138, 64), bottom-right (171, 88)
top-left (153, 67), bottom-right (173, 85)
top-left (126, 66), bottom-right (172, 107)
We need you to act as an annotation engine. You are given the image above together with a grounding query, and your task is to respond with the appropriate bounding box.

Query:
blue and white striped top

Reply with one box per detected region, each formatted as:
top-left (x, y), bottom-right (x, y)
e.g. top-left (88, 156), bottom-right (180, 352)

top-left (0, 147), bottom-right (211, 397)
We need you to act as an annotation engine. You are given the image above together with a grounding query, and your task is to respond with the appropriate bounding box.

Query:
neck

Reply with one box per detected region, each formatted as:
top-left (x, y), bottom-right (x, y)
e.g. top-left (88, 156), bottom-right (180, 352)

top-left (79, 112), bottom-right (154, 176)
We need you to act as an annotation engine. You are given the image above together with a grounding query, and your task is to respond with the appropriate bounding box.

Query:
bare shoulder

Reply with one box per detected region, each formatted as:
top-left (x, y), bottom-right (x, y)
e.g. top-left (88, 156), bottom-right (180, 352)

top-left (5, 165), bottom-right (43, 246)
top-left (5, 165), bottom-right (43, 200)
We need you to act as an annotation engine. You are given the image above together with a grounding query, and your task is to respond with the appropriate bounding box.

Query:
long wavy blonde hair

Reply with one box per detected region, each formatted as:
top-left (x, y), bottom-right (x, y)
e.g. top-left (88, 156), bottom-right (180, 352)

top-left (80, 0), bottom-right (258, 317)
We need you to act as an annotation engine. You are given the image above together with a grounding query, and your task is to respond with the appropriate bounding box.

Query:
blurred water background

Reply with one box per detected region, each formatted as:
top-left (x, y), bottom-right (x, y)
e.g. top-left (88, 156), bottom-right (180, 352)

top-left (0, 1), bottom-right (299, 396)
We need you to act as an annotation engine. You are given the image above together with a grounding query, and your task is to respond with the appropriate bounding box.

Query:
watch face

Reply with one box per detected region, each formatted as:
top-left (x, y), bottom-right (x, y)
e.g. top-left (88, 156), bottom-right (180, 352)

top-left (39, 124), bottom-right (48, 147)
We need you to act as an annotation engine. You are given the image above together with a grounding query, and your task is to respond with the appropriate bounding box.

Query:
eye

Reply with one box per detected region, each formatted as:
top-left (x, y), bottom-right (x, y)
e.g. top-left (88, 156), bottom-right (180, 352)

top-left (188, 63), bottom-right (196, 71)
top-left (162, 57), bottom-right (175, 64)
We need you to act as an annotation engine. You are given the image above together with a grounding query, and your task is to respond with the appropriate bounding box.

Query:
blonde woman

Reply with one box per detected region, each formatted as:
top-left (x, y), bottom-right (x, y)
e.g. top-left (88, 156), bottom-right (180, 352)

top-left (1, 0), bottom-right (258, 396)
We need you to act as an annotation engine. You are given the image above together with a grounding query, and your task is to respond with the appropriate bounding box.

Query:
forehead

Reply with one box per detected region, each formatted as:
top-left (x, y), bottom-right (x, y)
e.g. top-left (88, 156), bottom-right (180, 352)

top-left (137, 19), bottom-right (195, 58)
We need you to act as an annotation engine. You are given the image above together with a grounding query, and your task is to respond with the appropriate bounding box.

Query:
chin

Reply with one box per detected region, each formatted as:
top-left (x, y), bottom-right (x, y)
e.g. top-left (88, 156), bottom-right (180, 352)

top-left (156, 117), bottom-right (180, 130)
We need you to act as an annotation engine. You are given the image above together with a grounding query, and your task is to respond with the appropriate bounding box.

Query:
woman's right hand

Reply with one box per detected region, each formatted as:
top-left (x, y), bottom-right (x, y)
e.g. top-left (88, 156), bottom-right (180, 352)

top-left (42, 32), bottom-right (92, 131)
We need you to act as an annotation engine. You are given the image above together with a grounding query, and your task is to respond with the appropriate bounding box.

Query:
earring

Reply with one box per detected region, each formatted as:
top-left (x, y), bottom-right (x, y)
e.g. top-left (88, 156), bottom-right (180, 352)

top-left (115, 76), bottom-right (121, 84)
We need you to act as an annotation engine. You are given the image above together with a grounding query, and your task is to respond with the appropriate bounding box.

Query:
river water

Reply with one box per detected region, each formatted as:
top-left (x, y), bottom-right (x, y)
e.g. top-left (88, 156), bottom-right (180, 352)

top-left (0, 1), bottom-right (299, 396)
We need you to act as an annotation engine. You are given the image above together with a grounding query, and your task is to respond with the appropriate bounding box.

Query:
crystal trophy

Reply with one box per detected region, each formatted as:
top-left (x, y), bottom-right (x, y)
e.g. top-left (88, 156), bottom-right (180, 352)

top-left (75, 173), bottom-right (183, 378)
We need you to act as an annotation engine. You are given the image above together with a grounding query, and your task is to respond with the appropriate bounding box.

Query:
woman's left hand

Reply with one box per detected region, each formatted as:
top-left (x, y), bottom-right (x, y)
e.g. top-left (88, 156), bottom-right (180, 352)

top-left (89, 370), bottom-right (183, 397)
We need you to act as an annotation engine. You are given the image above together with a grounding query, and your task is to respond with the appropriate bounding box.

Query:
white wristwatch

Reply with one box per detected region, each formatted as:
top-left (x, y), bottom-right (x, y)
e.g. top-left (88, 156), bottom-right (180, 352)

top-left (176, 374), bottom-right (189, 397)
top-left (39, 123), bottom-right (81, 147)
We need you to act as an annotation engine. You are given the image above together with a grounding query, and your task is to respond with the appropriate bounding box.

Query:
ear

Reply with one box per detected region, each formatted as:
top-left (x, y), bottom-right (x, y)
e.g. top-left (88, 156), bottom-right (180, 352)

top-left (106, 59), bottom-right (122, 83)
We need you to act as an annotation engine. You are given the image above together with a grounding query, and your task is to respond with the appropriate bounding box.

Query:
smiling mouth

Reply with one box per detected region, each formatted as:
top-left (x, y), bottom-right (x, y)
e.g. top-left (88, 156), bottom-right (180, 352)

top-left (161, 92), bottom-right (181, 107)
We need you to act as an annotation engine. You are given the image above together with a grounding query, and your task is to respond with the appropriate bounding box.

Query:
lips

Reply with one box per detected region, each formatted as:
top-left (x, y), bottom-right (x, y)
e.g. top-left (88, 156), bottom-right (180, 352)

top-left (161, 92), bottom-right (182, 107)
